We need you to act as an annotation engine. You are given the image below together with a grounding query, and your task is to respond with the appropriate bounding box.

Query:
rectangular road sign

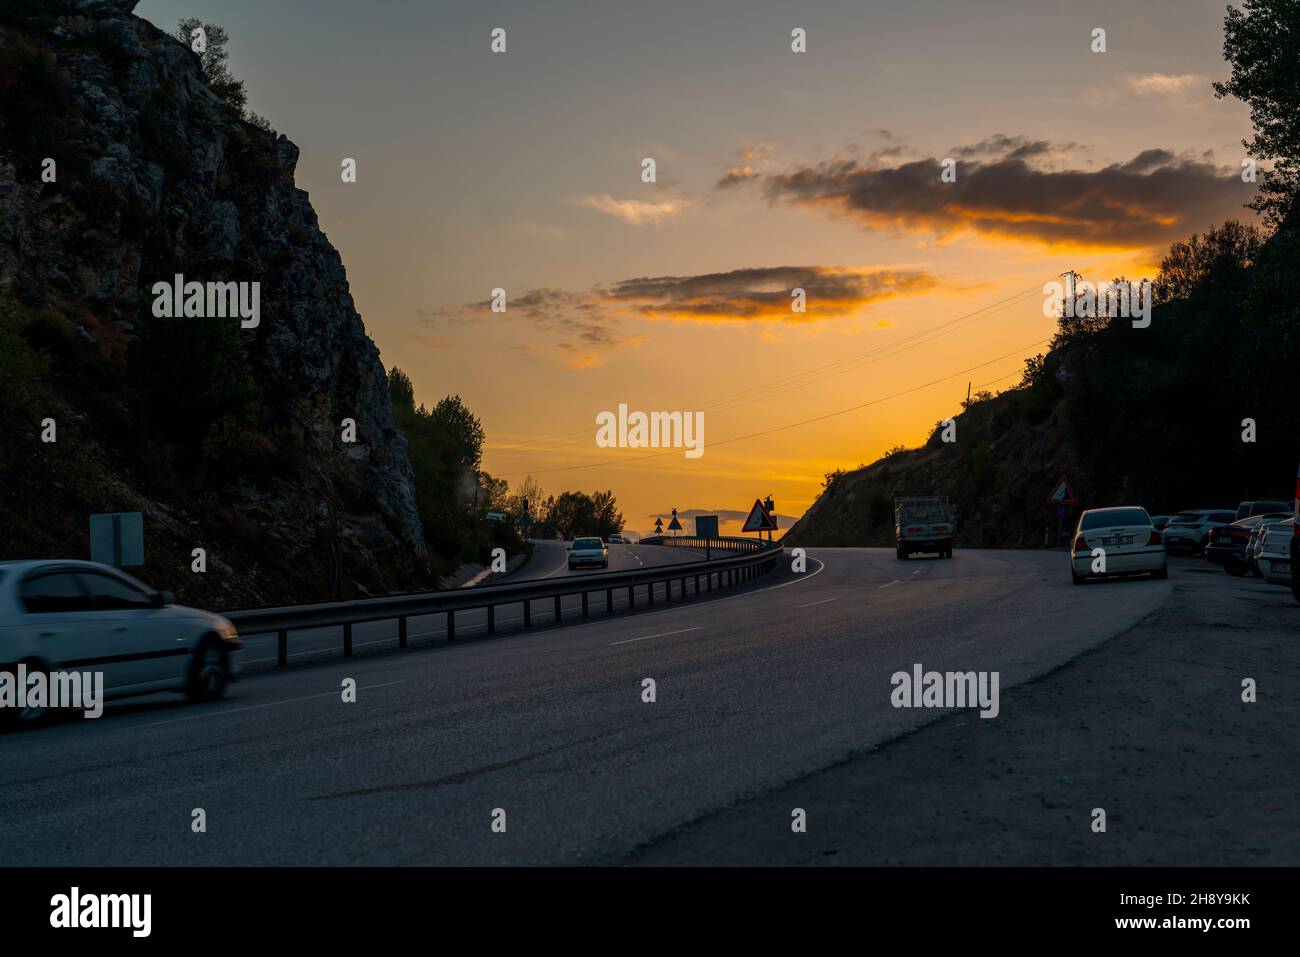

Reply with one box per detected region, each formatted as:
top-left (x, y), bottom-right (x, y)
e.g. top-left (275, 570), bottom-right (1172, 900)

top-left (89, 512), bottom-right (144, 567)
top-left (695, 515), bottom-right (719, 539)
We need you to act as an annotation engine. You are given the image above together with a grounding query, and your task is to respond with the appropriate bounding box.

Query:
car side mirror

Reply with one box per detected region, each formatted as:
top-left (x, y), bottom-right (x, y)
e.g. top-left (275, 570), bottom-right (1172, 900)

top-left (151, 591), bottom-right (171, 608)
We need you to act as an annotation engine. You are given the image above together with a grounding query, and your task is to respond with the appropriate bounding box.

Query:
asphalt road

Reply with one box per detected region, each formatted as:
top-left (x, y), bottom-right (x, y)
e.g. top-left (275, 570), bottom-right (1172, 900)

top-left (0, 547), bottom-right (1172, 865)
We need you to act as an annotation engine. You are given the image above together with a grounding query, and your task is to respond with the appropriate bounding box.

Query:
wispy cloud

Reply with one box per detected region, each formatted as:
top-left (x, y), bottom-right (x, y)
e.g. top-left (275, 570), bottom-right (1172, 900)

top-left (420, 264), bottom-right (940, 366)
top-left (573, 193), bottom-right (690, 225)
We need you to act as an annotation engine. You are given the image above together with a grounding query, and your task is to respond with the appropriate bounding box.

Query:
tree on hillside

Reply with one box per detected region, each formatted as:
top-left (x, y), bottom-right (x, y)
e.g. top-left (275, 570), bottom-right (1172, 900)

top-left (1153, 221), bottom-right (1263, 303)
top-left (174, 19), bottom-right (247, 115)
top-left (1214, 0), bottom-right (1300, 226)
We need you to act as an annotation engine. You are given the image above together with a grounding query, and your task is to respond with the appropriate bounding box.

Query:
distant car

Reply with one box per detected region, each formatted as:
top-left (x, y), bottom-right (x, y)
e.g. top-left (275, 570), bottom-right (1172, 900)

top-left (1255, 520), bottom-right (1296, 585)
top-left (1071, 507), bottom-right (1167, 584)
top-left (567, 537), bottom-right (609, 570)
top-left (1235, 500), bottom-right (1290, 521)
top-left (0, 560), bottom-right (241, 727)
top-left (1161, 509), bottom-right (1237, 555)
top-left (1149, 515), bottom-right (1172, 531)
top-left (1205, 513), bottom-right (1290, 575)
top-left (607, 533), bottom-right (623, 545)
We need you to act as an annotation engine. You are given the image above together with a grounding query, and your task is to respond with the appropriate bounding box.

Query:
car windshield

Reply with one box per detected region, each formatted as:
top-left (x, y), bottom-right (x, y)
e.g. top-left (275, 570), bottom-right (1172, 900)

top-left (1169, 512), bottom-right (1203, 524)
top-left (1080, 508), bottom-right (1150, 530)
top-left (573, 538), bottom-right (602, 549)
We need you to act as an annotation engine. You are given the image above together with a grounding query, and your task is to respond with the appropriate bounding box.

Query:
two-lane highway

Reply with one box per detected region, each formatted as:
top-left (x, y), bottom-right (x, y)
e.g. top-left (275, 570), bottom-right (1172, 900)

top-left (0, 547), bottom-right (1170, 865)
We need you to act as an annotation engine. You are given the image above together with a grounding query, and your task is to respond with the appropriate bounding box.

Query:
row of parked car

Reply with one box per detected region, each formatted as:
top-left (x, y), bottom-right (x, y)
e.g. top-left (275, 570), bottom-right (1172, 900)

top-left (1149, 499), bottom-right (1296, 585)
top-left (1069, 499), bottom-right (1296, 586)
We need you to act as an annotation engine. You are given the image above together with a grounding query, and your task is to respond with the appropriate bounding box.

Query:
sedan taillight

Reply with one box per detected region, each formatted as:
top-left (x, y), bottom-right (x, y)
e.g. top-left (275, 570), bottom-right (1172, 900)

top-left (1148, 530), bottom-right (1162, 545)
top-left (1074, 535), bottom-right (1087, 552)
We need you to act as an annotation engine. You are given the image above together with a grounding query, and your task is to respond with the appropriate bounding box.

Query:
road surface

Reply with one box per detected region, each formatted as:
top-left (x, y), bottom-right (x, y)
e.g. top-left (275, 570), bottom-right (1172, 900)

top-left (0, 547), bottom-right (1172, 865)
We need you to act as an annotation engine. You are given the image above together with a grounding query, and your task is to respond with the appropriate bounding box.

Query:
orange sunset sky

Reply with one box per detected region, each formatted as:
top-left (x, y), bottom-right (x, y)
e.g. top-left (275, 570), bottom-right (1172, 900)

top-left (138, 0), bottom-right (1260, 535)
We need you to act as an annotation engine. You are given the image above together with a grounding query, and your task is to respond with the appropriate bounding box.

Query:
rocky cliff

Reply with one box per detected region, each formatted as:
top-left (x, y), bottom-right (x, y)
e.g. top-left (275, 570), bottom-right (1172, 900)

top-left (0, 0), bottom-right (430, 606)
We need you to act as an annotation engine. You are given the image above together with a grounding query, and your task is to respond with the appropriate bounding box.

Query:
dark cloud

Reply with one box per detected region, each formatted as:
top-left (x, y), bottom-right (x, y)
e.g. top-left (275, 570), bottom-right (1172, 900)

top-left (601, 265), bottom-right (939, 322)
top-left (727, 136), bottom-right (1253, 249)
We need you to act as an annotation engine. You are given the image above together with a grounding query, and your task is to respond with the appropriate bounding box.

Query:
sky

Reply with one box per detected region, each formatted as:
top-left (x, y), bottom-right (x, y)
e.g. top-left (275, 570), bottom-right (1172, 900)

top-left (137, 0), bottom-right (1258, 536)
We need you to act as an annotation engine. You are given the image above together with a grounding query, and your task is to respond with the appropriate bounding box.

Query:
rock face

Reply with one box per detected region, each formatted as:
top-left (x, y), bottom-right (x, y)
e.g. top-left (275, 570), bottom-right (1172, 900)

top-left (0, 0), bottom-right (429, 605)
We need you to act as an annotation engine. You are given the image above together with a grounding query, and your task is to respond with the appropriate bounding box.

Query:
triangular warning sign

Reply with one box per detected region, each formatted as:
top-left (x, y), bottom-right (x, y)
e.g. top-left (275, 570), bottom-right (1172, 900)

top-left (667, 515), bottom-right (682, 531)
top-left (1047, 475), bottom-right (1078, 506)
top-left (741, 498), bottom-right (777, 532)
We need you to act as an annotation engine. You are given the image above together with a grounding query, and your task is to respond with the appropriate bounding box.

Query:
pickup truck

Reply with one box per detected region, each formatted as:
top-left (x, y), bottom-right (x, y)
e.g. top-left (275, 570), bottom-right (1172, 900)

top-left (895, 496), bottom-right (955, 559)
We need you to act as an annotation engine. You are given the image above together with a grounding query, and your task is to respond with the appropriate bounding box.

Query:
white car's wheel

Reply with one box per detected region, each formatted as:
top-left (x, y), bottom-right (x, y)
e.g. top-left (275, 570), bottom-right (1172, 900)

top-left (1, 660), bottom-right (50, 728)
top-left (186, 640), bottom-right (230, 702)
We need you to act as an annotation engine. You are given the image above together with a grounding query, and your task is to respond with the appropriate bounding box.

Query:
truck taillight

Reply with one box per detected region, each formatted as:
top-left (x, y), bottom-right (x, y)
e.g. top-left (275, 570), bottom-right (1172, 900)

top-left (1148, 530), bottom-right (1162, 545)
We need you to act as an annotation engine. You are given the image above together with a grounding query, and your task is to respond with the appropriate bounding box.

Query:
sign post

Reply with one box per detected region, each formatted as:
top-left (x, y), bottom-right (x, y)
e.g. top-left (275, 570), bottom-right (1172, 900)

top-left (1046, 475), bottom-right (1078, 545)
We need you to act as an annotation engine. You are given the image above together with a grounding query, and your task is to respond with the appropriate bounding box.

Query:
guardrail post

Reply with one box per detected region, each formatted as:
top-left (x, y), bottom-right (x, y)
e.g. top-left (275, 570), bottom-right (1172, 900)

top-left (398, 616), bottom-right (408, 649)
top-left (648, 581), bottom-right (655, 605)
top-left (554, 595), bottom-right (562, 622)
top-left (581, 592), bottom-right (589, 617)
top-left (447, 610), bottom-right (455, 641)
top-left (277, 629), bottom-right (287, 667)
top-left (487, 605), bottom-right (496, 634)
top-left (343, 622), bottom-right (353, 657)
top-left (694, 574), bottom-right (700, 595)
top-left (628, 584), bottom-right (635, 608)
top-left (680, 576), bottom-right (686, 598)
top-left (523, 599), bottom-right (531, 627)
top-left (605, 587), bottom-right (613, 613)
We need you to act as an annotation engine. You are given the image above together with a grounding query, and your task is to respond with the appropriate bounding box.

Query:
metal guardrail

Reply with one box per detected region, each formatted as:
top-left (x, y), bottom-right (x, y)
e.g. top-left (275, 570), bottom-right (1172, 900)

top-left (638, 535), bottom-right (769, 553)
top-left (224, 541), bottom-right (784, 666)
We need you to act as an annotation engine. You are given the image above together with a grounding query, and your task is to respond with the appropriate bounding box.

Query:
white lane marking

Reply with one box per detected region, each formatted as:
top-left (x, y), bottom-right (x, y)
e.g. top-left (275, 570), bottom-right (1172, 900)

top-left (911, 568), bottom-right (922, 576)
top-left (131, 682), bottom-right (406, 729)
top-left (879, 579), bottom-right (902, 589)
top-left (609, 627), bottom-right (701, 647)
top-left (798, 597), bottom-right (837, 608)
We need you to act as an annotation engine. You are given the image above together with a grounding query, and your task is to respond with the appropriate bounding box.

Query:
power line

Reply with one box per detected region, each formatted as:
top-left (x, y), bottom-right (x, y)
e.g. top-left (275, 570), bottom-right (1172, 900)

top-left (496, 337), bottom-right (1049, 476)
top-left (491, 283), bottom-right (1046, 449)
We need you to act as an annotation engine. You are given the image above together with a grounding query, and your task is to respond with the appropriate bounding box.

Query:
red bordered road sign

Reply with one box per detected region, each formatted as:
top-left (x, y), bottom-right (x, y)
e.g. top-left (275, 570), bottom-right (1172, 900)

top-left (741, 498), bottom-right (778, 533)
top-left (1047, 475), bottom-right (1078, 506)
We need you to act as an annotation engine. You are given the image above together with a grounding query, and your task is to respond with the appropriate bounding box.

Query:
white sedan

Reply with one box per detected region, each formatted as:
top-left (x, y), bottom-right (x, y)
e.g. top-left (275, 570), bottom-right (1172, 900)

top-left (1255, 520), bottom-right (1296, 585)
top-left (0, 560), bottom-right (241, 727)
top-left (567, 537), bottom-right (610, 570)
top-left (1071, 507), bottom-right (1167, 584)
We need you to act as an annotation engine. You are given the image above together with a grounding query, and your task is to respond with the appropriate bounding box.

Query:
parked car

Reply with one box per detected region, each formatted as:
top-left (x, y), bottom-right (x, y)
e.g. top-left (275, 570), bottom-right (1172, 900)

top-left (567, 537), bottom-right (609, 570)
top-left (0, 560), bottom-right (241, 727)
top-left (1149, 515), bottom-right (1172, 531)
top-left (1205, 513), bottom-right (1290, 575)
top-left (1255, 520), bottom-right (1296, 585)
top-left (1071, 507), bottom-right (1167, 584)
top-left (1161, 509), bottom-right (1237, 555)
top-left (1235, 500), bottom-right (1291, 521)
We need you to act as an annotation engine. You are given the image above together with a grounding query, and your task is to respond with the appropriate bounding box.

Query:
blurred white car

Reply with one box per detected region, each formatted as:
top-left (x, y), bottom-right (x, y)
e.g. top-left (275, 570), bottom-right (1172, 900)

top-left (1071, 507), bottom-right (1167, 584)
top-left (1255, 520), bottom-right (1296, 585)
top-left (0, 560), bottom-right (241, 726)
top-left (607, 533), bottom-right (623, 545)
top-left (567, 537), bottom-right (609, 570)
top-left (1161, 509), bottom-right (1236, 554)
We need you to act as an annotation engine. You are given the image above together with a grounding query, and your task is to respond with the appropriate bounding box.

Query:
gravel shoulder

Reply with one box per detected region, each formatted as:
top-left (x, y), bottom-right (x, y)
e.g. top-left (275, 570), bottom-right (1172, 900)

top-left (627, 557), bottom-right (1300, 865)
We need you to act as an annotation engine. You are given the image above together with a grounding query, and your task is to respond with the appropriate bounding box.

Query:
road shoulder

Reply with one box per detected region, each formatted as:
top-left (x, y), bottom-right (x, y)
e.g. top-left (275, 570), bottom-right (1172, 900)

top-left (626, 559), bottom-right (1300, 865)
